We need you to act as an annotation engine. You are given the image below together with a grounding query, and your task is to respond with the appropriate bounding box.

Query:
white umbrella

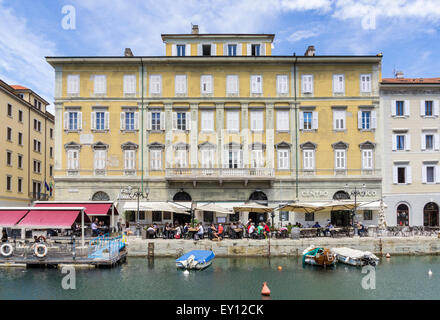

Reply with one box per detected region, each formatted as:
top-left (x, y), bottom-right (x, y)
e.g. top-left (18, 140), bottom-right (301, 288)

top-left (233, 202), bottom-right (274, 213)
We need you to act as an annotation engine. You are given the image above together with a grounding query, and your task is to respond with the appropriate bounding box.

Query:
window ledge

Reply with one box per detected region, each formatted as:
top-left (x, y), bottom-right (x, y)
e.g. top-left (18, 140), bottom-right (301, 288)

top-left (301, 129), bottom-right (316, 133)
top-left (121, 130), bottom-right (138, 133)
top-left (359, 129), bottom-right (374, 132)
top-left (65, 130), bottom-right (82, 133)
top-left (333, 129), bottom-right (347, 132)
top-left (91, 130), bottom-right (110, 133)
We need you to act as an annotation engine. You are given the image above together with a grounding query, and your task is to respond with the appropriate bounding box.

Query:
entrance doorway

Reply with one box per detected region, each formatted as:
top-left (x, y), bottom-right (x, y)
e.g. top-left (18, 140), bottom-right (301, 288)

top-left (249, 212), bottom-right (267, 224)
top-left (424, 202), bottom-right (439, 227)
top-left (331, 210), bottom-right (350, 227)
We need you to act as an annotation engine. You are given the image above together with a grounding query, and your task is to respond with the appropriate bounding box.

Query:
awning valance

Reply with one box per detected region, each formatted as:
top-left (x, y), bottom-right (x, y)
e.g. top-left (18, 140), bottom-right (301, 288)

top-left (17, 210), bottom-right (91, 229)
top-left (123, 202), bottom-right (189, 214)
top-left (233, 202), bottom-right (274, 213)
top-left (34, 202), bottom-right (118, 216)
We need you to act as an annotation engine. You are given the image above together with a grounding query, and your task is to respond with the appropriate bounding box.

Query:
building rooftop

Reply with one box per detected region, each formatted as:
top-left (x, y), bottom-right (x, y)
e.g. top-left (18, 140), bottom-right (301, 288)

top-left (10, 85), bottom-right (30, 90)
top-left (382, 77), bottom-right (440, 84)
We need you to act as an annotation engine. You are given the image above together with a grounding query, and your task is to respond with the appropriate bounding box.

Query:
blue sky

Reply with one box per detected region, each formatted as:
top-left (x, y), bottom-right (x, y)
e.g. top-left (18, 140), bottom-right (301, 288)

top-left (1, 0), bottom-right (439, 113)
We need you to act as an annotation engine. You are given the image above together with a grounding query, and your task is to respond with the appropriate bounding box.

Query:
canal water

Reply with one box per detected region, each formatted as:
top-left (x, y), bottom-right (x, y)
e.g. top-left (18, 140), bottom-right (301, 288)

top-left (0, 256), bottom-right (439, 300)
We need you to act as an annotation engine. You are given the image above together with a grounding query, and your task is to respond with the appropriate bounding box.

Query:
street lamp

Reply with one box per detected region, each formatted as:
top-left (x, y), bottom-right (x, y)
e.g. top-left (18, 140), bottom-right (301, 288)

top-left (121, 185), bottom-right (149, 236)
top-left (344, 183), bottom-right (367, 231)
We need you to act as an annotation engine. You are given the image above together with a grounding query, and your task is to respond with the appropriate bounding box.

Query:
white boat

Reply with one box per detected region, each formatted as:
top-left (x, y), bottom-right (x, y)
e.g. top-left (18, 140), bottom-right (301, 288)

top-left (176, 250), bottom-right (215, 270)
top-left (332, 247), bottom-right (379, 267)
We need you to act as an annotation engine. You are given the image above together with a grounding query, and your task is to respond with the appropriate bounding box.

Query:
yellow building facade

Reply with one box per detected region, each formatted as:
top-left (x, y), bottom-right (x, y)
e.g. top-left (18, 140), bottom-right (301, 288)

top-left (47, 27), bottom-right (382, 227)
top-left (0, 80), bottom-right (54, 206)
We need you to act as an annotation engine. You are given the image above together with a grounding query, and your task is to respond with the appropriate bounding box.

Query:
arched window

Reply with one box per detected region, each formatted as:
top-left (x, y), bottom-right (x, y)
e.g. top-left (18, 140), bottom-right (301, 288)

top-left (424, 202), bottom-right (439, 227)
top-left (173, 191), bottom-right (192, 201)
top-left (397, 204), bottom-right (409, 226)
top-left (92, 191), bottom-right (110, 201)
top-left (249, 191), bottom-right (268, 205)
top-left (333, 191), bottom-right (350, 200)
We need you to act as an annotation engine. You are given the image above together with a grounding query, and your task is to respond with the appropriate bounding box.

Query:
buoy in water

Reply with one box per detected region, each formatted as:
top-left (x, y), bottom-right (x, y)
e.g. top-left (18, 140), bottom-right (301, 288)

top-left (261, 282), bottom-right (271, 296)
top-left (277, 266), bottom-right (282, 271)
top-left (428, 269), bottom-right (433, 277)
top-left (183, 270), bottom-right (189, 275)
top-left (385, 253), bottom-right (391, 258)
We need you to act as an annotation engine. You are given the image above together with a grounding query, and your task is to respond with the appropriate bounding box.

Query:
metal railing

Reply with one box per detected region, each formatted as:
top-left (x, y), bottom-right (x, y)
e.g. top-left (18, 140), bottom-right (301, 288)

top-left (87, 234), bottom-right (125, 260)
top-left (165, 168), bottom-right (275, 179)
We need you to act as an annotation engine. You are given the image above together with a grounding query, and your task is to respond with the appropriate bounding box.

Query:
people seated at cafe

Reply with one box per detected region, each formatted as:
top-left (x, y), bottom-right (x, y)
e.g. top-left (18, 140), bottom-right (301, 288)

top-left (91, 218), bottom-right (100, 237)
top-left (183, 223), bottom-right (189, 238)
top-left (357, 222), bottom-right (367, 237)
top-left (175, 225), bottom-right (182, 239)
top-left (196, 223), bottom-right (204, 240)
top-left (248, 223), bottom-right (256, 238)
top-left (324, 221), bottom-right (334, 237)
top-left (147, 225), bottom-right (156, 239)
top-left (257, 223), bottom-right (265, 239)
top-left (209, 224), bottom-right (220, 241)
top-left (217, 224), bottom-right (224, 239)
top-left (162, 223), bottom-right (169, 239)
top-left (312, 221), bottom-right (321, 228)
top-left (263, 222), bottom-right (270, 238)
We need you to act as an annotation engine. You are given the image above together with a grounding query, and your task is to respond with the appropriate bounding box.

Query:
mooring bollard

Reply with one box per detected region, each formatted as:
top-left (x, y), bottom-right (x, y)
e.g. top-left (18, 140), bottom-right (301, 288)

top-left (147, 242), bottom-right (154, 258)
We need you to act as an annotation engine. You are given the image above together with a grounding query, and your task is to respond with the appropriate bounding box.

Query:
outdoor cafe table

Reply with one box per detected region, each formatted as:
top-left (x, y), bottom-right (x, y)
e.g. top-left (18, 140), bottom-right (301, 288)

top-left (187, 227), bottom-right (198, 239)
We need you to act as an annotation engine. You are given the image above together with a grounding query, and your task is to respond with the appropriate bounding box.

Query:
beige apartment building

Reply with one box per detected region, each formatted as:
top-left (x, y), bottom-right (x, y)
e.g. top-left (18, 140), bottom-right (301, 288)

top-left (0, 80), bottom-right (55, 206)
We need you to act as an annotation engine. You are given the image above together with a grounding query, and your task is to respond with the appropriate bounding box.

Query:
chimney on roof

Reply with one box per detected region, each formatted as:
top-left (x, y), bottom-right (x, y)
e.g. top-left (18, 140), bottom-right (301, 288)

top-left (192, 24), bottom-right (199, 34)
top-left (395, 71), bottom-right (404, 79)
top-left (124, 48), bottom-right (134, 57)
top-left (304, 45), bottom-right (316, 56)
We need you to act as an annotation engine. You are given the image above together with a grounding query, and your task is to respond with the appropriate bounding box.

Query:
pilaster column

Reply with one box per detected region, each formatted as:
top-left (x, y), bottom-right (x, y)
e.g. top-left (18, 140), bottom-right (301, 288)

top-left (142, 103), bottom-right (149, 174)
top-left (54, 102), bottom-right (63, 170)
top-left (216, 103), bottom-right (224, 168)
top-left (290, 103), bottom-right (297, 175)
top-left (165, 103), bottom-right (173, 169)
top-left (241, 103), bottom-right (249, 168)
top-left (266, 103), bottom-right (274, 169)
top-left (190, 103), bottom-right (199, 168)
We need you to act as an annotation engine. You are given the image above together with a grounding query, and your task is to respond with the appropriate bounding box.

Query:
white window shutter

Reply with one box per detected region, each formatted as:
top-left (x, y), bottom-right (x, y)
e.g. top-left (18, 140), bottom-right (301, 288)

top-left (171, 44), bottom-right (177, 56)
top-left (237, 43), bottom-right (242, 56)
top-left (247, 43), bottom-right (251, 56)
top-left (391, 100), bottom-right (396, 116)
top-left (223, 43), bottom-right (227, 56)
top-left (312, 112), bottom-right (318, 130)
top-left (172, 112), bottom-right (177, 130)
top-left (405, 134), bottom-right (411, 151)
top-left (63, 112), bottom-right (68, 130)
top-left (78, 112), bottom-right (82, 130)
top-left (261, 43), bottom-right (266, 56)
top-left (211, 43), bottom-right (216, 56)
top-left (134, 112), bottom-right (139, 130)
top-left (422, 166), bottom-right (427, 183)
top-left (358, 111), bottom-right (362, 129)
top-left (392, 135), bottom-right (397, 151)
top-left (407, 166), bottom-right (412, 184)
top-left (186, 112), bottom-right (191, 130)
top-left (371, 111), bottom-right (377, 129)
top-left (160, 112), bottom-right (165, 130)
top-left (120, 112), bottom-right (125, 130)
top-left (185, 44), bottom-right (191, 56)
top-left (420, 100), bottom-right (425, 116)
top-left (393, 166), bottom-right (398, 184)
top-left (91, 112), bottom-right (96, 130)
top-left (105, 112), bottom-right (110, 130)
top-left (435, 134), bottom-right (440, 150)
top-left (299, 112), bottom-right (304, 130)
top-left (421, 134), bottom-right (426, 150)
top-left (434, 100), bottom-right (440, 116)
top-left (197, 44), bottom-right (202, 56)
top-left (146, 112), bottom-right (152, 131)
top-left (404, 100), bottom-right (410, 116)
top-left (223, 150), bottom-right (229, 168)
top-left (436, 165), bottom-right (440, 183)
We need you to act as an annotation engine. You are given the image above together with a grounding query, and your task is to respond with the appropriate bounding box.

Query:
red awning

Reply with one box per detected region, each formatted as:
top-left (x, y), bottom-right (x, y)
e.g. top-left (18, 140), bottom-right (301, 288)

top-left (17, 210), bottom-right (89, 229)
top-left (0, 210), bottom-right (29, 227)
top-left (34, 203), bottom-right (117, 216)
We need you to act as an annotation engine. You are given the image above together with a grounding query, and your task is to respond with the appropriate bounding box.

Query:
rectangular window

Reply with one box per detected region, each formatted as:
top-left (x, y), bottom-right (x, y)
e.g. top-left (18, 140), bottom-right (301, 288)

top-left (94, 150), bottom-right (106, 170)
top-left (363, 210), bottom-right (373, 220)
top-left (228, 44), bottom-right (237, 56)
top-left (305, 212), bottom-right (314, 222)
top-left (226, 111), bottom-right (239, 131)
top-left (396, 101), bottom-right (404, 116)
top-left (95, 112), bottom-right (105, 130)
top-left (276, 75), bottom-right (289, 94)
top-left (396, 135), bottom-right (405, 150)
top-left (278, 150), bottom-right (289, 170)
top-left (303, 112), bottom-right (313, 130)
top-left (17, 178), bottom-right (22, 193)
top-left (18, 132), bottom-right (23, 145)
top-left (149, 75), bottom-right (161, 94)
top-left (335, 150), bottom-right (346, 169)
top-left (67, 74), bottom-right (80, 95)
top-left (362, 150), bottom-right (373, 169)
top-left (228, 150), bottom-right (240, 169)
top-left (426, 134), bottom-right (434, 150)
top-left (360, 74), bottom-right (372, 93)
top-left (6, 176), bottom-right (11, 191)
top-left (201, 149), bottom-right (214, 168)
top-left (425, 101), bottom-right (433, 116)
top-left (177, 45), bottom-right (186, 56)
top-left (7, 104), bottom-right (12, 117)
top-left (302, 75), bottom-right (313, 94)
top-left (202, 44), bottom-right (211, 56)
top-left (151, 112), bottom-right (161, 131)
top-left (397, 167), bottom-right (406, 184)
top-left (6, 151), bottom-right (12, 166)
top-left (50, 128), bottom-right (53, 138)
top-left (150, 149), bottom-right (162, 170)
top-left (18, 155), bottom-right (23, 168)
top-left (276, 110), bottom-right (289, 131)
top-left (7, 127), bottom-right (12, 141)
top-left (203, 211), bottom-right (214, 223)
top-left (49, 165), bottom-right (53, 177)
top-left (177, 112), bottom-right (186, 131)
top-left (362, 111), bottom-right (371, 129)
top-left (250, 75), bottom-right (263, 94)
top-left (201, 75), bottom-right (213, 94)
top-left (124, 150), bottom-right (136, 170)
top-left (175, 150), bottom-right (187, 168)
top-left (303, 150), bottom-right (315, 170)
top-left (333, 110), bottom-right (346, 130)
top-left (123, 75), bottom-right (136, 95)
top-left (175, 75), bottom-right (187, 94)
top-left (251, 44), bottom-right (260, 56)
top-left (18, 110), bottom-right (23, 122)
top-left (68, 112), bottom-right (78, 130)
top-left (226, 75), bottom-right (239, 94)
top-left (251, 150), bottom-right (264, 168)
top-left (333, 74), bottom-right (345, 93)
top-left (250, 111), bottom-right (263, 131)
top-left (94, 75), bottom-right (107, 95)
top-left (125, 112), bottom-right (135, 131)
top-left (279, 211), bottom-right (290, 222)
top-left (426, 166), bottom-right (435, 183)
top-left (152, 211), bottom-right (162, 222)
top-left (201, 111), bottom-right (214, 131)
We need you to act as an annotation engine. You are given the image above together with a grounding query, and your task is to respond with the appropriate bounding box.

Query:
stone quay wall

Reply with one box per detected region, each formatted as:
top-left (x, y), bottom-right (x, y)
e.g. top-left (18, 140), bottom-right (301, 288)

top-left (126, 236), bottom-right (440, 257)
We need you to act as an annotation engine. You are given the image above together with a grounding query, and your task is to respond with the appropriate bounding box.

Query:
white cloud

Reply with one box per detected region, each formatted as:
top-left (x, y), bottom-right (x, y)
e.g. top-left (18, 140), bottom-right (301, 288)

top-left (287, 30), bottom-right (320, 42)
top-left (0, 0), bottom-right (56, 112)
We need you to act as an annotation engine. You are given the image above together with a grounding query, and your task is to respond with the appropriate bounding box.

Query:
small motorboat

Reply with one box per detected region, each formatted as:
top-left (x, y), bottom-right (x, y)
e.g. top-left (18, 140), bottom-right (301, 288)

top-left (176, 250), bottom-right (215, 270)
top-left (302, 245), bottom-right (337, 267)
top-left (332, 247), bottom-right (379, 267)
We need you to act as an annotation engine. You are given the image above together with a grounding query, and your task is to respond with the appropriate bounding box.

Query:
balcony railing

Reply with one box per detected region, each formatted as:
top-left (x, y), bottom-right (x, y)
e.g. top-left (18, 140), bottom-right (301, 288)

top-left (29, 192), bottom-right (49, 201)
top-left (165, 168), bottom-right (275, 180)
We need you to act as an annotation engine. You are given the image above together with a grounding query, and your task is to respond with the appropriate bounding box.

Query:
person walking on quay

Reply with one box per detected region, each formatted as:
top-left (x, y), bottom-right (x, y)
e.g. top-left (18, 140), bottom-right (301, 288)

top-left (1, 230), bottom-right (8, 243)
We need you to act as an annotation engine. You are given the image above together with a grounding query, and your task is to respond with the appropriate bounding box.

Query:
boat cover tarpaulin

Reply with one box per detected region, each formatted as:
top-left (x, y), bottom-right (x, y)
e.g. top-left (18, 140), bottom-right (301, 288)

top-left (0, 210), bottom-right (29, 227)
top-left (332, 247), bottom-right (375, 259)
top-left (34, 203), bottom-right (116, 216)
top-left (176, 250), bottom-right (215, 264)
top-left (17, 210), bottom-right (87, 229)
